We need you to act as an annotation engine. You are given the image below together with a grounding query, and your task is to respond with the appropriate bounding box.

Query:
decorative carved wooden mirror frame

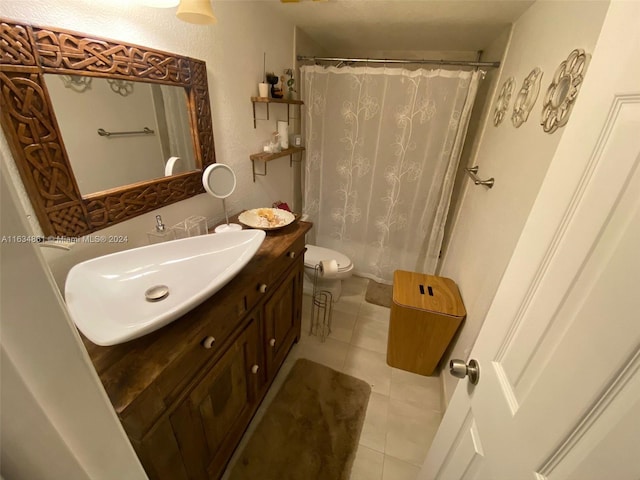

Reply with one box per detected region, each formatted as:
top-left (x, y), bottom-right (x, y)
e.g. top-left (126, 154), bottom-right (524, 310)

top-left (0, 19), bottom-right (215, 237)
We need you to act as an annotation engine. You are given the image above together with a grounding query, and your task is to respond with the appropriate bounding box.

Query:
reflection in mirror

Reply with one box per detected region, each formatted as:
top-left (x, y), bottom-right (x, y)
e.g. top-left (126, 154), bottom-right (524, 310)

top-left (45, 75), bottom-right (197, 196)
top-left (203, 163), bottom-right (242, 233)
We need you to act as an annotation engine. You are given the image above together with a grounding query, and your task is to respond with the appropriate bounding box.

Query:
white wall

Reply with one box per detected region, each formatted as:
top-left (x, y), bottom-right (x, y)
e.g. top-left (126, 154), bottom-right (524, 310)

top-left (0, 0), bottom-right (298, 288)
top-left (294, 27), bottom-right (329, 212)
top-left (0, 162), bottom-right (147, 480)
top-left (1, 349), bottom-right (90, 480)
top-left (439, 0), bottom-right (610, 405)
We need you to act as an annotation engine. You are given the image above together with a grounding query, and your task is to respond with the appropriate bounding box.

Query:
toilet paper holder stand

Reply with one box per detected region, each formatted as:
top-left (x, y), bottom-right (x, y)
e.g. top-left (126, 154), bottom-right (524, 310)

top-left (309, 264), bottom-right (333, 342)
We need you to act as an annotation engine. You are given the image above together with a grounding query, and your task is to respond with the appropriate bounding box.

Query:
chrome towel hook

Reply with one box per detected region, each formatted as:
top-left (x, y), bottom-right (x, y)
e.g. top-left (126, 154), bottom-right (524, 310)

top-left (465, 166), bottom-right (494, 188)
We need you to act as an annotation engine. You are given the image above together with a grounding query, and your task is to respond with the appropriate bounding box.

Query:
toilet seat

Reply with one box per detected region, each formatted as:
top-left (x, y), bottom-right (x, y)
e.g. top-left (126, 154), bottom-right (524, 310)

top-left (304, 244), bottom-right (353, 277)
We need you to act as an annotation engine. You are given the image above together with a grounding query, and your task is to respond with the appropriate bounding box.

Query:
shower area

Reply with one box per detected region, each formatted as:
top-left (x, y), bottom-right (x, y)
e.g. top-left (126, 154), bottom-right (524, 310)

top-left (299, 58), bottom-right (487, 284)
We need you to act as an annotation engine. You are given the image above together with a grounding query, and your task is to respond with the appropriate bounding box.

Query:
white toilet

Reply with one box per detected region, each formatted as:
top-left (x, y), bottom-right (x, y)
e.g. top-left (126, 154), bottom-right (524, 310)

top-left (303, 244), bottom-right (354, 301)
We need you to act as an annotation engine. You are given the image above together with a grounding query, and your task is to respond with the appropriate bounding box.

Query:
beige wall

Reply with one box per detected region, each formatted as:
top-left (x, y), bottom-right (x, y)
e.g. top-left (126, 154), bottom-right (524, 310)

top-left (439, 0), bottom-right (610, 405)
top-left (0, 0), bottom-right (298, 289)
top-left (45, 78), bottom-right (165, 195)
top-left (295, 26), bottom-right (329, 59)
top-left (441, 26), bottom-right (511, 259)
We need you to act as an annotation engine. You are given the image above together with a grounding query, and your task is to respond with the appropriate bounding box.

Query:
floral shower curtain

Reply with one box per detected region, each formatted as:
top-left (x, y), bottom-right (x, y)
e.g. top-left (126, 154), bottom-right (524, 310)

top-left (158, 84), bottom-right (196, 171)
top-left (301, 65), bottom-right (480, 284)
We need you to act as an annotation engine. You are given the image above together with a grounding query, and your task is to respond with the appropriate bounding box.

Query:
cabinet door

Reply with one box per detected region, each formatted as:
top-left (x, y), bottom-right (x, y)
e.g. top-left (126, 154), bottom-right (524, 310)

top-left (264, 259), bottom-right (302, 379)
top-left (168, 315), bottom-right (261, 480)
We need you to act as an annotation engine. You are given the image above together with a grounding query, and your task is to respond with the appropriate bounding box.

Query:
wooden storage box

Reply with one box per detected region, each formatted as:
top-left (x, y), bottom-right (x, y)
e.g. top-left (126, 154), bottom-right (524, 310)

top-left (387, 270), bottom-right (466, 376)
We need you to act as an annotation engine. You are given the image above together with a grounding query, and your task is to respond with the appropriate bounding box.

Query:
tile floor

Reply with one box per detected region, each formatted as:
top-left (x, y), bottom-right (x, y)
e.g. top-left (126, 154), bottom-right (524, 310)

top-left (223, 275), bottom-right (443, 480)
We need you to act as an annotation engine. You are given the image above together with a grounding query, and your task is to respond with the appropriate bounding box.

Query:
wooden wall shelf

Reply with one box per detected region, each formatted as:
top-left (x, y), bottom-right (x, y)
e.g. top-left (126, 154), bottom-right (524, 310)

top-left (249, 147), bottom-right (305, 182)
top-left (251, 97), bottom-right (304, 105)
top-left (249, 146), bottom-right (305, 162)
top-left (251, 97), bottom-right (304, 128)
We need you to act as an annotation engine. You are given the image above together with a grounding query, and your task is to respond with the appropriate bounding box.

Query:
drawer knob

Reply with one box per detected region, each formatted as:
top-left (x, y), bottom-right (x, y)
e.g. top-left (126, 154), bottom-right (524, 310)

top-left (251, 364), bottom-right (260, 374)
top-left (259, 283), bottom-right (268, 294)
top-left (202, 336), bottom-right (216, 349)
top-left (269, 338), bottom-right (276, 347)
top-left (287, 251), bottom-right (296, 259)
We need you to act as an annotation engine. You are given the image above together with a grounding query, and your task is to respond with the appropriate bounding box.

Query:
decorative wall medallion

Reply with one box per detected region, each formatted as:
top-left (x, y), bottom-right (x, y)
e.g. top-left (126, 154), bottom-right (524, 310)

top-left (60, 74), bottom-right (92, 92)
top-left (493, 77), bottom-right (515, 126)
top-left (107, 79), bottom-right (134, 96)
top-left (541, 49), bottom-right (589, 134)
top-left (512, 67), bottom-right (543, 128)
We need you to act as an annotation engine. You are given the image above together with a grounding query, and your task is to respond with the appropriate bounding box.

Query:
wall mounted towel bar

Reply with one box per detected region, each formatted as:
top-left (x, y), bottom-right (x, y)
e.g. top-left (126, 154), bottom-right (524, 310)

top-left (465, 166), bottom-right (494, 188)
top-left (97, 127), bottom-right (155, 137)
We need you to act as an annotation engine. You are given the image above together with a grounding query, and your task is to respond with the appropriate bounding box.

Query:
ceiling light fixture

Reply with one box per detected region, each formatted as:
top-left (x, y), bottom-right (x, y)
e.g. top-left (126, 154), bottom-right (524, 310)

top-left (176, 0), bottom-right (217, 25)
top-left (140, 0), bottom-right (180, 7)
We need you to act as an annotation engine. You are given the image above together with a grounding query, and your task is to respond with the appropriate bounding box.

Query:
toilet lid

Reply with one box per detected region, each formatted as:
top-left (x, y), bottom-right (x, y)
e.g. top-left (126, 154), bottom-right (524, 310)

top-left (304, 244), bottom-right (352, 271)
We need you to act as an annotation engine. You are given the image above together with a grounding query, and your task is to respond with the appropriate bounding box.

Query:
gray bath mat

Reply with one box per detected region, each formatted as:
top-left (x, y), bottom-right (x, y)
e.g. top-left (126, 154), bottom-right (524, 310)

top-left (365, 279), bottom-right (393, 308)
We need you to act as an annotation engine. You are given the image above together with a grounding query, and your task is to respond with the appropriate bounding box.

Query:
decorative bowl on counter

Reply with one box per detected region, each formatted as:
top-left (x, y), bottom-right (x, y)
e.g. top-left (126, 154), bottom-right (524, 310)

top-left (238, 208), bottom-right (296, 230)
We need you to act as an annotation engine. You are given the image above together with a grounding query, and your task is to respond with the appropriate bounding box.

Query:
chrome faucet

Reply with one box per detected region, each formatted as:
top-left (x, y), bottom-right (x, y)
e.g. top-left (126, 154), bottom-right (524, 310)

top-left (155, 215), bottom-right (166, 232)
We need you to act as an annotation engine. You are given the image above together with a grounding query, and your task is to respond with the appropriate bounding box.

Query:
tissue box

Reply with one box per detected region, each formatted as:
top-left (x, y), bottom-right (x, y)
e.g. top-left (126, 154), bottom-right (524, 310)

top-left (171, 216), bottom-right (208, 239)
top-left (186, 215), bottom-right (208, 236)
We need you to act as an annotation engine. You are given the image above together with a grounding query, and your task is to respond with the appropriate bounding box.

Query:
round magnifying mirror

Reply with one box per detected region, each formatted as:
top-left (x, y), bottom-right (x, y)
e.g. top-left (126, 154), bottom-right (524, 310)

top-left (202, 164), bottom-right (242, 233)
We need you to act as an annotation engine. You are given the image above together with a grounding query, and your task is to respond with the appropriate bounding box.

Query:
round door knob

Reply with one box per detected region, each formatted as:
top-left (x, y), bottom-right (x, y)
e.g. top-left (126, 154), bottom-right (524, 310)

top-left (259, 283), bottom-right (268, 293)
top-left (202, 336), bottom-right (216, 349)
top-left (288, 251), bottom-right (296, 259)
top-left (269, 338), bottom-right (276, 347)
top-left (251, 364), bottom-right (260, 374)
top-left (449, 359), bottom-right (480, 385)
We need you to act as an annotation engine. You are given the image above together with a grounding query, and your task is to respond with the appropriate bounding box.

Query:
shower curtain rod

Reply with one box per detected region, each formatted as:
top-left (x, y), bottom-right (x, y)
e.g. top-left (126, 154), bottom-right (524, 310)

top-left (297, 55), bottom-right (500, 68)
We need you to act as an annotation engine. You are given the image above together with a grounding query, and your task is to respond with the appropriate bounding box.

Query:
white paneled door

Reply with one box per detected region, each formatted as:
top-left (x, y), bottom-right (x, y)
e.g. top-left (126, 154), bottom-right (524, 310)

top-left (421, 3), bottom-right (640, 479)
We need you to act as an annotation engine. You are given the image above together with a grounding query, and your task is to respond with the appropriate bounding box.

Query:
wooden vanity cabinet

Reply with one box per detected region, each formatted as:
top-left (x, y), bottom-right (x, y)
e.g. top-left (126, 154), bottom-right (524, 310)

top-left (137, 313), bottom-right (262, 480)
top-left (264, 260), bottom-right (304, 379)
top-left (82, 221), bottom-right (312, 480)
top-left (134, 315), bottom-right (261, 480)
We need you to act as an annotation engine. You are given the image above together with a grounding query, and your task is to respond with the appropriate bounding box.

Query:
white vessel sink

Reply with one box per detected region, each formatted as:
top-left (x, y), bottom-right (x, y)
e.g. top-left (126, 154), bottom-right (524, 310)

top-left (65, 229), bottom-right (265, 346)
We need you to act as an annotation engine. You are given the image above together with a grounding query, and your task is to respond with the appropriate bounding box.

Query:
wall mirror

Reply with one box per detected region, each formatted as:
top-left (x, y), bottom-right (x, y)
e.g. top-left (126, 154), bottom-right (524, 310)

top-left (44, 76), bottom-right (197, 196)
top-left (0, 19), bottom-right (216, 237)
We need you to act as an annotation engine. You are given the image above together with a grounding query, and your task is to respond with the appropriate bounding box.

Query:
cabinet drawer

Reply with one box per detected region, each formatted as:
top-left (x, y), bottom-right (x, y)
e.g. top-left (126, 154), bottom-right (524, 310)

top-left (252, 237), bottom-right (305, 303)
top-left (146, 317), bottom-right (260, 480)
top-left (161, 308), bottom-right (244, 402)
top-left (264, 260), bottom-right (302, 379)
top-left (121, 292), bottom-right (249, 439)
